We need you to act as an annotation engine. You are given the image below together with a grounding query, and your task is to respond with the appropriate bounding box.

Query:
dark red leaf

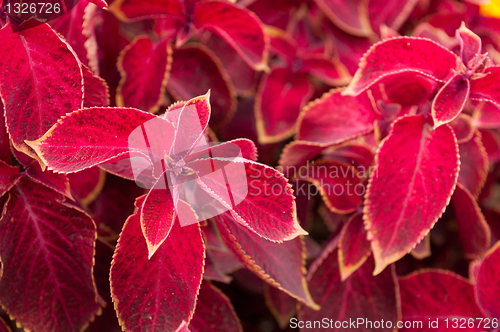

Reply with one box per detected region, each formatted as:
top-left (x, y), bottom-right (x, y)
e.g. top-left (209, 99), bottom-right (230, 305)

top-left (0, 22), bottom-right (83, 157)
top-left (111, 196), bottom-right (205, 332)
top-left (193, 0), bottom-right (268, 70)
top-left (215, 211), bottom-right (319, 310)
top-left (472, 241), bottom-right (500, 319)
top-left (314, 0), bottom-right (372, 37)
top-left (0, 177), bottom-right (101, 332)
top-left (452, 183), bottom-right (491, 259)
top-left (338, 212), bottom-right (371, 280)
top-left (364, 115), bottom-right (459, 274)
top-left (117, 36), bottom-right (172, 112)
top-left (458, 131), bottom-right (489, 198)
top-left (188, 281), bottom-right (242, 332)
top-left (0, 161), bottom-right (21, 197)
top-left (255, 67), bottom-right (313, 143)
top-left (168, 45), bottom-right (236, 127)
top-left (399, 270), bottom-right (486, 331)
top-left (298, 247), bottom-right (399, 331)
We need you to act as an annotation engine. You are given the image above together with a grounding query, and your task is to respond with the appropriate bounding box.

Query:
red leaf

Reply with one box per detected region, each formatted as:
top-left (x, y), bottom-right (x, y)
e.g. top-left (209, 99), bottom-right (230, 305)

top-left (111, 196), bottom-right (205, 332)
top-left (458, 131), bottom-right (488, 198)
top-left (296, 88), bottom-right (377, 144)
top-left (109, 0), bottom-right (186, 21)
top-left (176, 322), bottom-right (191, 332)
top-left (0, 161), bottom-right (21, 197)
top-left (50, 0), bottom-right (98, 71)
top-left (117, 36), bottom-right (172, 112)
top-left (338, 212), bottom-right (371, 280)
top-left (193, 0), bottom-right (268, 70)
top-left (473, 241), bottom-right (500, 319)
top-left (215, 212), bottom-right (319, 310)
top-left (452, 183), bottom-right (491, 259)
top-left (450, 114), bottom-right (474, 143)
top-left (168, 45), bottom-right (236, 127)
top-left (295, 160), bottom-right (363, 214)
top-left (82, 64), bottom-right (110, 108)
top-left (194, 160), bottom-right (305, 242)
top-left (67, 167), bottom-right (106, 206)
top-left (0, 22), bottom-right (83, 157)
top-left (432, 74), bottom-right (470, 127)
top-left (314, 0), bottom-right (372, 37)
top-left (364, 115), bottom-right (460, 274)
top-left (456, 22), bottom-right (482, 65)
top-left (0, 177), bottom-right (101, 332)
top-left (399, 270), bottom-right (486, 331)
top-left (188, 281), bottom-right (242, 332)
top-left (343, 37), bottom-right (458, 96)
top-left (300, 54), bottom-right (351, 86)
top-left (26, 107), bottom-right (173, 173)
top-left (204, 33), bottom-right (258, 96)
top-left (470, 66), bottom-right (500, 109)
top-left (25, 161), bottom-right (73, 199)
top-left (297, 247), bottom-right (400, 331)
top-left (264, 285), bottom-right (296, 330)
top-left (479, 129), bottom-right (500, 164)
top-left (255, 68), bottom-right (313, 143)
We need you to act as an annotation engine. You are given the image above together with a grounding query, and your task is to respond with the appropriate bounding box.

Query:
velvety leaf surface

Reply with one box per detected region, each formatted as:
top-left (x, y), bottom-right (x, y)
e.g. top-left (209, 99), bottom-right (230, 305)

top-left (314, 0), bottom-right (372, 37)
top-left (195, 160), bottom-right (305, 242)
top-left (0, 177), bottom-right (101, 332)
top-left (298, 248), bottom-right (399, 331)
top-left (215, 212), bottom-right (318, 310)
top-left (110, 0), bottom-right (186, 21)
top-left (111, 196), bottom-right (205, 332)
top-left (399, 270), bottom-right (486, 331)
top-left (193, 0), bottom-right (268, 70)
top-left (117, 36), bottom-right (172, 113)
top-left (27, 107), bottom-right (174, 173)
top-left (364, 114), bottom-right (459, 274)
top-left (296, 89), bottom-right (377, 144)
top-left (0, 161), bottom-right (21, 197)
top-left (458, 131), bottom-right (488, 198)
top-left (168, 46), bottom-right (236, 127)
top-left (264, 285), bottom-right (296, 330)
top-left (452, 183), bottom-right (491, 259)
top-left (82, 64), bottom-right (110, 108)
top-left (473, 241), bottom-right (500, 319)
top-left (255, 68), bottom-right (313, 143)
top-left (338, 212), bottom-right (371, 281)
top-left (188, 281), bottom-right (242, 332)
top-left (343, 37), bottom-right (458, 96)
top-left (0, 22), bottom-right (83, 156)
top-left (470, 66), bottom-right (500, 109)
top-left (25, 161), bottom-right (72, 199)
top-left (141, 175), bottom-right (176, 259)
top-left (432, 74), bottom-right (470, 127)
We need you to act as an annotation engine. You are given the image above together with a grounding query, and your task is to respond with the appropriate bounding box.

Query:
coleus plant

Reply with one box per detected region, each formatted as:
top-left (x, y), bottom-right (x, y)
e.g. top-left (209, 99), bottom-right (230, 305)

top-left (1, 0), bottom-right (500, 331)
